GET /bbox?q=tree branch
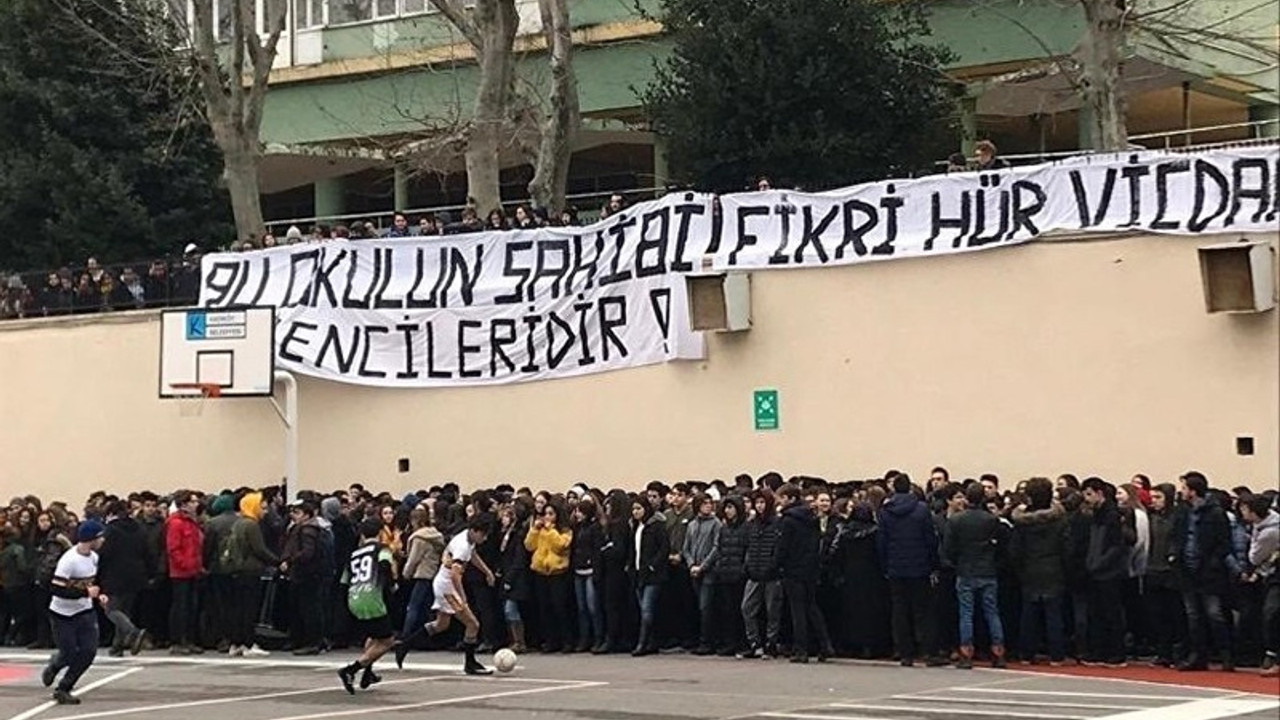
[428,0,484,50]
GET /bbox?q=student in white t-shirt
[42,520,109,706]
[393,517,495,675]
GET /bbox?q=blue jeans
[574,574,604,646]
[635,584,660,626]
[401,579,435,638]
[503,598,522,623]
[957,576,1003,647]
[1020,592,1065,661]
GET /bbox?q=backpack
[220,521,247,575]
[36,539,65,587]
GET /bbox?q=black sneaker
[359,668,381,690]
[338,667,357,695]
[41,663,58,688]
[108,647,124,658]
[53,689,80,705]
[394,643,410,670]
[131,630,148,656]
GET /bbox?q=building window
[376,0,397,18]
[329,0,373,24]
[403,0,427,13]
[301,0,325,28]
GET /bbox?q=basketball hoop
[169,382,221,417]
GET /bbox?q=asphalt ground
[0,649,1276,720]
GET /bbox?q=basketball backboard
[159,307,276,398]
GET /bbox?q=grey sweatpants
[741,579,783,648]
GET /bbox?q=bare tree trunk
[216,126,266,240]
[190,0,287,240]
[1078,0,1129,150]
[433,0,518,215]
[527,0,579,212]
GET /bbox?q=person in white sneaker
[222,492,279,658]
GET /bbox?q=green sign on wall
[754,389,779,431]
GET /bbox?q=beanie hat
[211,494,236,516]
[76,520,106,544]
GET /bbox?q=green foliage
[640,0,960,191]
[0,0,231,271]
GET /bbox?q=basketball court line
[7,668,140,720]
[261,680,608,720]
[0,652,484,677]
[43,675,444,720]
[895,695,1152,710]
[1098,698,1280,720]
[948,687,1233,701]
[829,702,1092,719]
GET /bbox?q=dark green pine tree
[641,0,960,192]
[0,0,231,272]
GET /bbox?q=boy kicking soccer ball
[394,516,495,675]
[337,518,398,694]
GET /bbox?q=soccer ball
[493,648,518,673]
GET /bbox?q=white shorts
[431,575,465,615]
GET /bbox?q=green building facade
[250,0,1279,225]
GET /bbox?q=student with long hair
[628,495,668,656]
[496,500,532,652]
[526,497,574,652]
[400,505,444,642]
[599,490,635,653]
[570,497,605,652]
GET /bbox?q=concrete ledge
[264,18,663,86]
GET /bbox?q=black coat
[777,504,821,583]
[1010,502,1069,596]
[600,519,631,573]
[709,517,748,584]
[877,493,938,580]
[571,521,603,574]
[498,521,532,603]
[1086,502,1130,582]
[944,508,1004,579]
[1170,498,1233,594]
[98,517,149,595]
[744,516,780,582]
[628,517,669,586]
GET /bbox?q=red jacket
[166,511,205,580]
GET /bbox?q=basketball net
[171,384,220,417]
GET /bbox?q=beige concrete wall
[2,231,1276,504]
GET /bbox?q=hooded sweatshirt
[1248,511,1279,580]
[225,493,279,575]
[682,512,722,570]
[403,524,445,580]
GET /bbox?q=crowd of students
[0,469,1276,679]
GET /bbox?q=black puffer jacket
[743,515,780,582]
[709,497,748,584]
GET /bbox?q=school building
[249,0,1280,224]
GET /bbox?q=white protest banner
[714,146,1279,270]
[200,147,1278,388]
[199,192,714,387]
